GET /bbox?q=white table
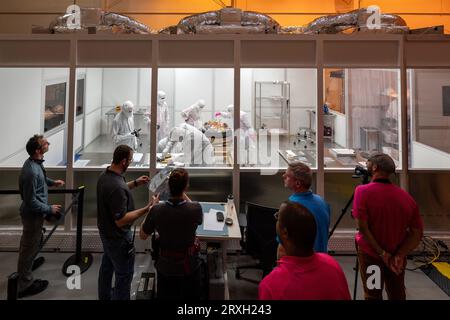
[197,201,241,300]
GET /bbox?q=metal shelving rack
[254,81,290,135]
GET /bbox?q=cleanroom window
[44,82,66,132]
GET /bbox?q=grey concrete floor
[0,252,448,300]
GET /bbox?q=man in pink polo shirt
[258,201,351,300]
[352,153,423,300]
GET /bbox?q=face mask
[123,108,133,119]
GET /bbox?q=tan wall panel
[158,40,234,66]
[406,41,450,67]
[417,130,450,154]
[0,14,59,34]
[0,0,72,13]
[0,40,70,65]
[76,0,104,9]
[323,40,399,67]
[78,40,152,66]
[241,40,316,67]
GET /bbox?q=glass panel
[0,68,69,167]
[186,170,232,202]
[408,69,450,169]
[74,68,152,168]
[74,169,231,227]
[323,68,401,169]
[0,170,24,226]
[0,170,66,227]
[157,68,233,168]
[73,170,150,227]
[241,68,318,169]
[240,171,316,211]
[325,173,400,232]
[408,172,450,232]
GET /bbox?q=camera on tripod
[352,165,370,184]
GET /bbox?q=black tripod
[328,167,370,300]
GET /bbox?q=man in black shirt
[140,168,203,300]
[97,144,155,300]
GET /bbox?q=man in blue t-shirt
[282,162,330,253]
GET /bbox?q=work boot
[18,279,48,298]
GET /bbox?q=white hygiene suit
[383,88,399,121]
[180,99,206,130]
[215,104,256,149]
[157,91,170,141]
[160,123,214,165]
[143,90,170,142]
[111,100,137,150]
[381,88,399,147]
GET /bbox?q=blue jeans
[98,233,135,300]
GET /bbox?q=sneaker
[31,257,45,271]
[18,279,48,298]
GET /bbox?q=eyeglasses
[274,211,279,220]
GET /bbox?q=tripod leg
[353,253,359,300]
[329,193,354,239]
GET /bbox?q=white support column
[233,39,241,215]
[66,37,76,231]
[316,39,325,197]
[149,39,159,197]
[399,37,409,191]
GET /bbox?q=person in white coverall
[382,88,398,121]
[215,104,257,150]
[380,88,399,150]
[159,123,214,165]
[111,100,137,150]
[180,99,206,130]
[143,90,170,142]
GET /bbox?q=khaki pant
[17,214,44,292]
[357,247,406,300]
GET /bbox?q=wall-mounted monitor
[44,82,66,132]
[76,78,85,117]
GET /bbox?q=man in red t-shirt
[352,153,423,300]
[259,201,351,300]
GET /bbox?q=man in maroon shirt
[353,153,423,300]
[259,201,351,300]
